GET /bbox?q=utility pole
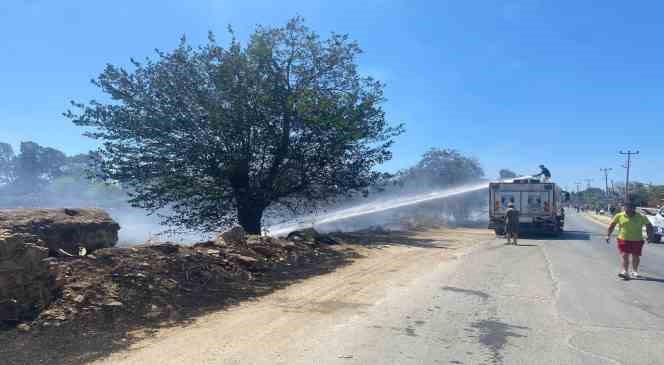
[575,182,582,207]
[600,168,612,195]
[600,168,613,211]
[585,179,593,190]
[619,150,639,203]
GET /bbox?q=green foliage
[66,17,403,233]
[0,141,68,193]
[0,141,126,208]
[572,182,664,210]
[647,185,664,207]
[399,148,484,189]
[627,182,664,207]
[572,188,606,208]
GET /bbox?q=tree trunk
[237,202,265,235]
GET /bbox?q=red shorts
[617,239,645,256]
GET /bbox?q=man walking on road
[505,202,520,245]
[607,201,654,280]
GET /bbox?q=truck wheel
[655,235,662,244]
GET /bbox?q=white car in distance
[638,207,664,243]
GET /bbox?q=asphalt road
[268,212,664,365]
[95,213,664,365]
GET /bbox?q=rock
[0,208,121,321]
[16,323,31,332]
[217,226,247,246]
[0,233,53,321]
[0,208,120,253]
[144,304,162,320]
[147,243,179,255]
[277,241,296,248]
[103,300,123,308]
[228,253,258,265]
[73,294,85,304]
[287,228,320,243]
[101,300,123,321]
[316,235,339,245]
[250,245,275,257]
[286,229,338,245]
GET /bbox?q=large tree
[67,17,402,234]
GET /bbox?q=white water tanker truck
[488,177,565,236]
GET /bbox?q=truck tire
[654,234,662,244]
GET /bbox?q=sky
[1,0,662,191]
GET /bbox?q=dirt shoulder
[0,227,492,365]
[89,227,492,365]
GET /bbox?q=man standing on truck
[606,200,654,280]
[533,165,551,182]
[505,202,520,245]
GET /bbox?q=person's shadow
[633,276,664,283]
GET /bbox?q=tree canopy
[398,148,484,189]
[0,141,68,193]
[392,148,485,221]
[66,17,402,233]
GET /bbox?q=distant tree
[499,169,517,180]
[396,148,485,221]
[12,142,67,193]
[399,148,484,188]
[647,185,664,207]
[626,182,651,207]
[0,142,15,185]
[67,17,403,234]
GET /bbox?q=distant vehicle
[637,207,664,243]
[488,177,565,236]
